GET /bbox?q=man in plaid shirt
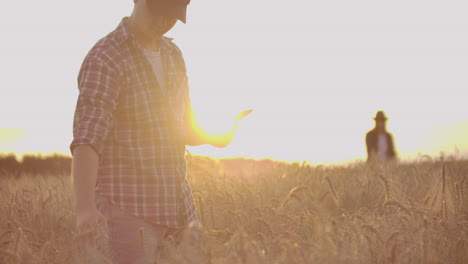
[71,0,245,262]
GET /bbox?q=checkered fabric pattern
[71,17,197,228]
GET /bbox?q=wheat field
[0,156,467,263]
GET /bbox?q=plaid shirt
[71,18,197,228]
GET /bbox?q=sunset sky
[1,0,467,164]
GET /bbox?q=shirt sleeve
[70,57,122,156]
[182,75,193,126]
[171,42,195,141]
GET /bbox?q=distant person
[366,111,397,163]
[70,0,250,263]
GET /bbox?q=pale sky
[1,0,467,163]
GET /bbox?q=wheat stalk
[384,200,411,216]
[378,173,391,201]
[192,190,206,226]
[325,177,341,207]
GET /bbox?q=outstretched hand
[236,109,253,122]
[212,109,253,148]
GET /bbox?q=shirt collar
[113,17,175,54]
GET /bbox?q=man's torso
[72,18,197,227]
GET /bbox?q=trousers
[96,195,170,264]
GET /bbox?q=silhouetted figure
[366,111,396,163]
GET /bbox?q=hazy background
[1,0,467,163]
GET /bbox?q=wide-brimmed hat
[373,111,388,121]
[148,0,191,23]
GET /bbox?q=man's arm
[185,112,236,148]
[387,133,397,159]
[70,56,121,240]
[72,145,108,239]
[186,127,236,148]
[365,132,373,161]
[72,145,99,213]
[184,100,241,148]
[185,108,253,147]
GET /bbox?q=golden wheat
[0,157,467,263]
